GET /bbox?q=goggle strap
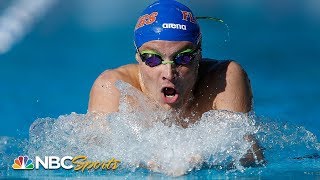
[196,16,230,43]
[196,16,224,23]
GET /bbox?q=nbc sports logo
[12,156,34,170]
[11,155,120,171]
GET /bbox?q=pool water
[1,0,319,178]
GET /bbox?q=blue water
[1,0,320,178]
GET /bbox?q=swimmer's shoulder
[197,59,252,113]
[97,64,140,90]
[199,58,231,74]
[199,58,248,81]
[89,64,140,114]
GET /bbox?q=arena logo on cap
[162,23,187,30]
[135,12,158,29]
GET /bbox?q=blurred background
[0,0,319,138]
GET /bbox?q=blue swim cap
[134,0,201,48]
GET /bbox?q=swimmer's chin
[159,102,182,111]
[161,104,171,110]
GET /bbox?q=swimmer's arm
[88,70,122,114]
[213,61,265,166]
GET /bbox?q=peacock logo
[12,156,34,170]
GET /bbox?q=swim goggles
[137,47,201,67]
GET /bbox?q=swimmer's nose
[161,63,175,81]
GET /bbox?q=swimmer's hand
[239,135,266,167]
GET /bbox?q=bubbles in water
[0,136,28,170]
[26,81,258,176]
[255,118,320,162]
[2,81,319,177]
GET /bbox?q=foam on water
[26,81,257,176]
[1,81,319,177]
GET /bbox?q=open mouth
[162,87,177,97]
[161,87,179,104]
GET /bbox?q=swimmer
[88,0,264,173]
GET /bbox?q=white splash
[0,81,317,177]
[28,81,259,176]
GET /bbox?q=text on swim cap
[135,12,158,30]
[162,23,187,30]
[181,11,196,23]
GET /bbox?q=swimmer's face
[136,40,201,110]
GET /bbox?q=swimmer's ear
[135,52,141,63]
[134,42,139,63]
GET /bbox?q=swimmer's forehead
[139,40,196,52]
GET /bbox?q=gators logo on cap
[135,12,158,30]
